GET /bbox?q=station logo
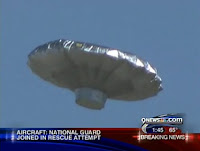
[141,113,183,134]
[139,114,186,140]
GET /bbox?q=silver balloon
[28,39,162,110]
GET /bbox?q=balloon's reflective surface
[28,39,162,109]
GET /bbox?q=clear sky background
[1,0,199,132]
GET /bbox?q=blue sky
[1,0,200,132]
